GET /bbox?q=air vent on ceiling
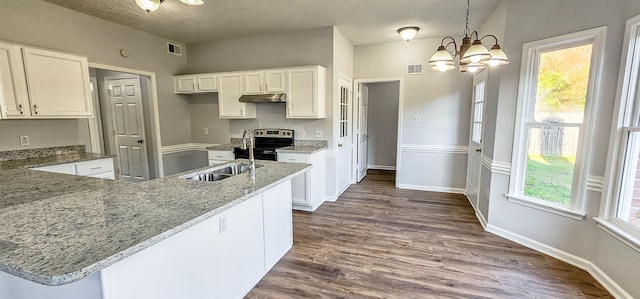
[407,64,423,74]
[167,42,182,56]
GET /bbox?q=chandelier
[135,0,204,13]
[428,0,509,73]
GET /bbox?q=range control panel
[254,129,294,138]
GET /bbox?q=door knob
[338,144,343,147]
[137,139,144,144]
[475,149,481,152]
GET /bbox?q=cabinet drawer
[76,158,114,176]
[207,151,235,161]
[277,153,309,163]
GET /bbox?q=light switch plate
[299,130,305,138]
[315,130,323,138]
[204,128,209,135]
[413,116,421,123]
[19,136,29,146]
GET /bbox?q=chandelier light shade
[427,0,508,73]
[135,0,163,12]
[179,0,205,6]
[397,27,420,42]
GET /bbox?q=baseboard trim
[325,195,338,202]
[475,211,488,229]
[397,184,465,194]
[161,143,216,154]
[368,165,396,171]
[486,224,632,299]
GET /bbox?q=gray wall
[185,27,334,144]
[0,0,192,173]
[478,0,640,297]
[365,82,399,168]
[162,151,208,176]
[0,120,90,151]
[354,38,472,191]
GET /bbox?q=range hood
[239,93,286,103]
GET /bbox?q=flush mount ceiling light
[135,0,163,13]
[397,26,420,42]
[179,0,205,6]
[427,0,509,73]
[136,0,204,13]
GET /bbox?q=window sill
[593,218,640,253]
[505,194,586,221]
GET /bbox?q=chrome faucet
[241,129,256,180]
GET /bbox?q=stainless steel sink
[180,163,261,182]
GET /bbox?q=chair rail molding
[161,143,217,155]
[480,153,511,176]
[399,144,468,154]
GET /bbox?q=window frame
[599,15,640,249]
[508,27,607,219]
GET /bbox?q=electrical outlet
[204,128,209,135]
[315,130,323,138]
[413,116,421,123]
[299,130,305,138]
[19,136,29,146]
[219,215,228,233]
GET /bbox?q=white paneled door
[337,76,354,195]
[356,83,369,182]
[107,76,150,181]
[466,70,487,208]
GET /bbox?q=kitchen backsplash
[0,145,86,161]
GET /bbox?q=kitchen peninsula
[0,159,310,299]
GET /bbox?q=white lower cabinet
[262,180,293,270]
[32,158,115,180]
[208,150,235,165]
[100,179,293,299]
[278,150,326,211]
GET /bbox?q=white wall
[365,82,399,168]
[354,38,472,192]
[478,0,640,297]
[0,0,192,173]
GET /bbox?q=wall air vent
[167,42,182,56]
[407,64,423,74]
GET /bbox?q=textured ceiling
[42,0,499,45]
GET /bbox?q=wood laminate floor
[246,170,612,298]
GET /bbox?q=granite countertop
[276,145,327,154]
[0,160,310,286]
[205,144,239,151]
[0,152,116,170]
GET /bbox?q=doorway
[88,66,161,181]
[353,78,402,185]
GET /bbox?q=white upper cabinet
[174,73,217,94]
[264,69,286,93]
[0,41,29,118]
[218,72,256,119]
[243,69,285,95]
[286,66,326,119]
[19,47,93,118]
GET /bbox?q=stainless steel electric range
[233,129,294,161]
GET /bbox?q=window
[340,86,349,138]
[472,79,485,144]
[602,15,640,244]
[508,27,606,218]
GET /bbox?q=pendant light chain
[464,0,470,37]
